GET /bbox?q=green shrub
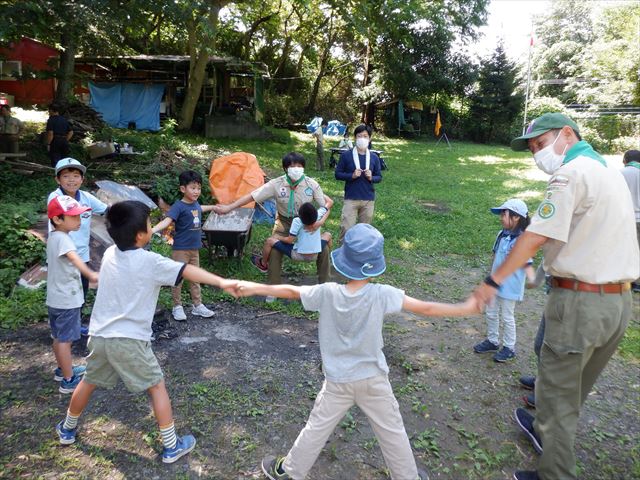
[0,287,47,329]
[0,202,46,296]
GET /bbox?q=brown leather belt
[551,277,631,294]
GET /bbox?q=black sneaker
[513,471,539,480]
[514,408,543,454]
[473,339,499,353]
[261,455,290,480]
[519,375,535,390]
[493,346,516,363]
[523,392,535,408]
[417,467,430,480]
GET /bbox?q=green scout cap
[511,112,580,151]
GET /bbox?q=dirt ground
[1,267,639,480]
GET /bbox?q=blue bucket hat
[330,223,386,280]
[490,198,528,217]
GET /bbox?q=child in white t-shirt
[55,200,238,464]
[237,223,479,480]
[251,202,332,273]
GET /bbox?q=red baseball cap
[47,195,91,219]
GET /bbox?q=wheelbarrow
[202,208,254,260]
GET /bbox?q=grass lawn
[0,120,638,479]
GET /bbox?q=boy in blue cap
[237,223,478,480]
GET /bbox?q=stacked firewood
[65,103,107,142]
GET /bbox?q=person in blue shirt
[48,158,108,334]
[335,124,382,244]
[152,170,216,321]
[473,199,536,362]
[251,202,332,273]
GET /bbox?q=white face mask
[533,132,568,175]
[287,167,304,181]
[355,137,369,150]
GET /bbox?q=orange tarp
[209,152,265,207]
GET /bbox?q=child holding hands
[237,223,478,480]
[47,195,99,393]
[56,201,238,464]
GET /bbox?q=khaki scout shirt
[252,175,326,218]
[0,116,23,135]
[528,147,640,283]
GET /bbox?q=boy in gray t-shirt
[237,223,479,480]
[46,196,99,394]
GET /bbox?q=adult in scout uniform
[0,104,23,153]
[621,150,640,291]
[213,152,333,285]
[472,113,639,480]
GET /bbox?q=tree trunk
[178,3,224,131]
[55,31,76,103]
[306,17,336,114]
[360,38,372,122]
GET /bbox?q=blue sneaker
[56,420,77,445]
[59,374,82,394]
[54,365,86,382]
[162,434,196,464]
[473,339,499,353]
[80,325,89,337]
[514,408,543,454]
[494,346,516,363]
[519,375,535,390]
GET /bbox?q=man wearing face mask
[471,113,639,480]
[213,152,333,287]
[335,124,382,244]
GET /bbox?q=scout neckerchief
[562,140,606,167]
[286,174,305,217]
[352,147,370,171]
[626,161,640,170]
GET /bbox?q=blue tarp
[306,116,347,136]
[89,82,164,131]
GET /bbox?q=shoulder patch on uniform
[537,201,556,219]
[304,187,313,196]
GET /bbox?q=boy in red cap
[47,195,99,393]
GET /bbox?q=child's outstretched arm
[152,217,174,234]
[402,295,480,317]
[182,265,238,297]
[65,251,99,284]
[236,281,301,299]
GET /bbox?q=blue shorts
[48,307,81,342]
[273,240,328,259]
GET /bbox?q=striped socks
[160,423,177,450]
[63,410,80,430]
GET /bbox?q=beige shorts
[84,336,164,393]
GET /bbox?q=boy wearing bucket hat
[236,223,478,480]
[48,158,108,334]
[472,112,638,480]
[46,196,99,393]
[473,198,535,363]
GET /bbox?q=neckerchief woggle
[286,174,305,217]
[627,161,640,170]
[352,147,370,171]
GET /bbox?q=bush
[611,136,640,154]
[0,202,46,296]
[0,287,47,330]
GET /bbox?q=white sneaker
[265,296,276,303]
[172,305,187,321]
[191,304,214,317]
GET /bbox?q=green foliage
[464,44,523,144]
[0,287,47,329]
[0,203,46,296]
